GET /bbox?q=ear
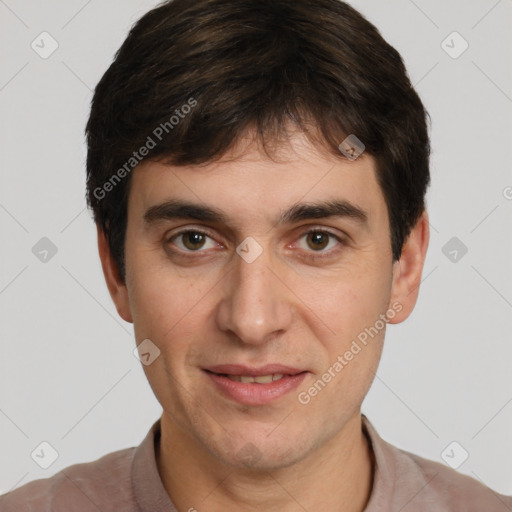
[97,225,133,323]
[387,210,430,324]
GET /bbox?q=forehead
[127,129,386,229]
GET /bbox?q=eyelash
[165,227,346,260]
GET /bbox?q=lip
[203,364,308,406]
[204,364,305,376]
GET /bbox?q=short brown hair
[86,0,431,281]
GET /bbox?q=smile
[224,374,284,383]
[203,364,308,405]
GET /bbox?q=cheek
[302,269,392,381]
[308,286,387,401]
[312,268,391,335]
[128,263,217,354]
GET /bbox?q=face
[100,129,428,471]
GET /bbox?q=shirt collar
[131,414,406,512]
[131,418,178,512]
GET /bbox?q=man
[1,0,510,510]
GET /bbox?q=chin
[203,426,315,472]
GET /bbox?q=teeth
[254,375,273,384]
[226,374,285,383]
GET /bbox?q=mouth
[219,373,286,383]
[203,364,308,405]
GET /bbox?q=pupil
[309,232,328,250]
[185,232,204,249]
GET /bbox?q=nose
[215,246,294,346]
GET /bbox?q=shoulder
[395,445,512,511]
[362,415,512,512]
[0,446,137,512]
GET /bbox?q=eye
[167,229,218,252]
[165,227,345,259]
[296,229,344,255]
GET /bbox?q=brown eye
[295,229,344,258]
[306,231,330,251]
[169,230,217,252]
[182,232,206,250]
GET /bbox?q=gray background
[1,0,511,497]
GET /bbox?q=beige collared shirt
[1,415,510,511]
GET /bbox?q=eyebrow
[143,198,368,229]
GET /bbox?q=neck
[156,413,374,512]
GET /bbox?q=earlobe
[387,211,430,324]
[96,225,133,324]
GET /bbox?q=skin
[98,128,429,511]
